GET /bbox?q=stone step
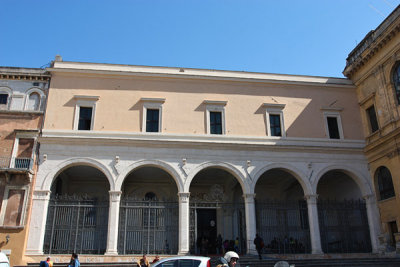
[16,256,400,267]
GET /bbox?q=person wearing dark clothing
[68,253,80,267]
[254,234,264,260]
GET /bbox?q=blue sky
[1,0,399,77]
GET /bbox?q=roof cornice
[47,61,354,88]
[343,5,400,78]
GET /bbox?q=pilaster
[105,191,122,255]
[26,190,51,255]
[304,194,323,254]
[243,193,257,255]
[178,192,190,255]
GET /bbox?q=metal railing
[0,157,33,170]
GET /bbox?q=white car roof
[0,253,9,263]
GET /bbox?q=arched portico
[315,167,377,253]
[254,167,312,254]
[41,157,115,191]
[43,163,111,255]
[186,162,249,255]
[115,159,183,192]
[116,163,180,255]
[252,163,312,195]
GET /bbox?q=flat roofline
[48,60,354,87]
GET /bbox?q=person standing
[46,257,53,267]
[140,254,150,267]
[253,234,264,260]
[68,253,80,267]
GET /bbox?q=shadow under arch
[185,161,248,193]
[41,157,115,191]
[252,163,312,196]
[115,159,183,192]
[312,165,373,196]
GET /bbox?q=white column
[363,194,381,253]
[105,191,122,255]
[243,193,257,255]
[26,190,51,255]
[178,192,190,255]
[305,194,323,254]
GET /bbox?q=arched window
[27,92,40,110]
[0,88,11,110]
[376,166,395,200]
[392,63,400,105]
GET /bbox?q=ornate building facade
[343,5,400,252]
[0,67,49,265]
[24,58,381,263]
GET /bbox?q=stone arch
[312,164,373,196]
[41,157,115,191]
[0,86,12,95]
[252,163,312,195]
[115,159,183,192]
[185,161,248,193]
[24,87,45,111]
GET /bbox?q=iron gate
[189,202,246,254]
[256,200,311,254]
[118,198,179,255]
[318,199,371,253]
[43,195,109,254]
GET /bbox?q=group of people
[198,234,241,256]
[139,254,160,267]
[39,253,80,267]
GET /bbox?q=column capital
[109,191,122,202]
[242,193,256,200]
[178,192,190,203]
[304,194,318,203]
[32,190,51,200]
[362,194,376,201]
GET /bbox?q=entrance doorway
[197,209,217,255]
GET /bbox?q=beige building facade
[24,57,382,264]
[344,5,400,252]
[0,67,49,266]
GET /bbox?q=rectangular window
[0,94,8,105]
[146,109,160,132]
[210,111,222,134]
[327,117,340,139]
[269,114,282,137]
[78,107,93,130]
[366,105,379,133]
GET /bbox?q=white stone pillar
[26,190,51,255]
[363,194,381,253]
[105,191,122,255]
[305,194,323,254]
[178,192,190,255]
[243,193,257,255]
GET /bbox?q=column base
[25,249,44,256]
[178,250,190,256]
[104,251,119,256]
[311,250,324,255]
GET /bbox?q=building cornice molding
[47,62,354,88]
[39,129,365,152]
[343,5,400,78]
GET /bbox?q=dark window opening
[146,109,160,132]
[327,116,340,139]
[269,114,282,136]
[377,166,395,200]
[366,105,379,133]
[210,111,222,134]
[78,107,93,130]
[0,94,8,105]
[393,63,400,105]
[144,192,157,201]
